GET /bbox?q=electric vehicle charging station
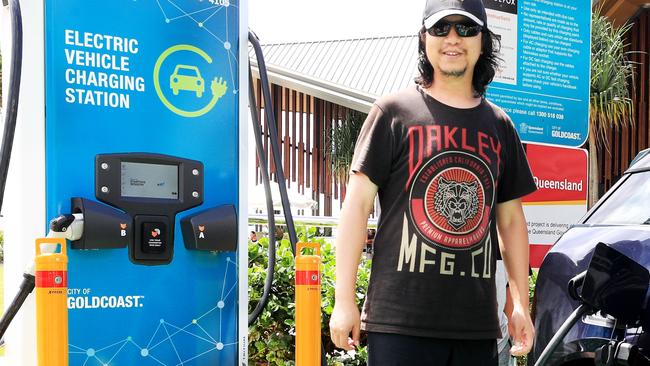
[1,0,249,364]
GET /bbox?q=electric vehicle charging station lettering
[63,30,144,109]
[64,30,140,54]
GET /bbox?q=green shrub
[248,227,371,365]
[248,228,539,365]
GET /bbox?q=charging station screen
[120,162,179,199]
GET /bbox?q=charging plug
[48,213,84,241]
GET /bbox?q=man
[328,0,536,364]
[496,260,516,366]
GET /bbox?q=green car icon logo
[170,65,205,98]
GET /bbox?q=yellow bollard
[295,242,321,366]
[35,237,68,366]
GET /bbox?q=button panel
[142,222,166,254]
[133,215,171,263]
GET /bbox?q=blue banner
[45,1,241,365]
[485,0,591,147]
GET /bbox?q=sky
[248,0,424,44]
[0,1,423,45]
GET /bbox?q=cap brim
[423,9,484,29]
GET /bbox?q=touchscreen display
[120,162,179,199]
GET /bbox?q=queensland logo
[519,123,529,134]
[409,151,495,250]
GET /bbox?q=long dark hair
[415,26,502,97]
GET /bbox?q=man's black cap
[423,0,488,29]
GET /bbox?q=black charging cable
[0,0,24,345]
[248,30,328,366]
[0,273,35,342]
[0,0,23,213]
[248,31,299,253]
[247,65,277,326]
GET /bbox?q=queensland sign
[522,144,588,267]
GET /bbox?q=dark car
[529,148,650,366]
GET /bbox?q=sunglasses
[427,21,483,37]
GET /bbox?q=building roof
[250,2,650,112]
[249,35,419,113]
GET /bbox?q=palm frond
[326,110,366,184]
[589,6,636,150]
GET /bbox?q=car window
[586,171,650,225]
[176,67,198,77]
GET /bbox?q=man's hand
[497,199,534,356]
[329,299,361,351]
[330,172,377,351]
[509,304,534,356]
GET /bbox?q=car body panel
[530,148,650,365]
[532,225,650,364]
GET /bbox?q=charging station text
[63,30,145,110]
[68,295,145,309]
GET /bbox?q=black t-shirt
[351,85,536,340]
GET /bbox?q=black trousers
[367,332,498,366]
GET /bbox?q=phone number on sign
[536,111,565,120]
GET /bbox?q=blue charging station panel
[45,1,241,365]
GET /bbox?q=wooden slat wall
[252,80,348,216]
[598,9,650,195]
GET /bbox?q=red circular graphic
[408,151,494,250]
[424,168,485,235]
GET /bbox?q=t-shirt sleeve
[497,120,537,203]
[350,103,393,188]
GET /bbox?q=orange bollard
[295,242,321,366]
[35,237,68,366]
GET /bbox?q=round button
[101,186,109,193]
[101,163,109,170]
[192,191,199,198]
[192,169,199,176]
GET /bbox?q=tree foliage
[587,7,636,205]
[326,110,366,185]
[589,7,635,148]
